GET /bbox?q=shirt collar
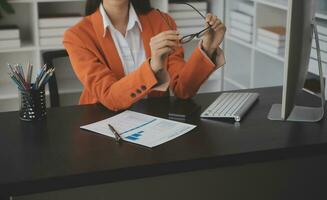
[99,3,143,37]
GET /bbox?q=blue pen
[38,68,55,89]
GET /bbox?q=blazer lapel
[90,10,125,79]
[90,10,155,78]
[139,14,154,58]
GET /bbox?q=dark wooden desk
[1,87,327,199]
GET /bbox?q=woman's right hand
[149,30,180,73]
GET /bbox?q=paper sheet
[80,110,196,148]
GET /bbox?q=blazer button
[136,89,142,94]
[130,93,136,98]
[141,85,147,91]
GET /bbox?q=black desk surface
[1,87,327,197]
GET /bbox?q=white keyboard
[201,93,259,122]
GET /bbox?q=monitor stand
[268,22,326,122]
[268,104,324,122]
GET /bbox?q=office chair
[42,50,69,108]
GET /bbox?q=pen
[7,62,55,91]
[39,69,54,88]
[37,69,51,89]
[108,124,122,142]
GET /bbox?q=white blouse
[100,3,146,75]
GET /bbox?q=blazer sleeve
[63,29,158,111]
[165,14,225,99]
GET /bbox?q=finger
[155,30,179,39]
[152,46,173,58]
[151,35,181,47]
[205,16,217,29]
[153,40,179,50]
[152,34,181,45]
[157,47,173,56]
[210,15,218,23]
[151,33,180,45]
[151,30,176,39]
[215,18,223,28]
[211,21,220,30]
[210,16,221,28]
[205,13,214,25]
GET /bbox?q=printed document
[80,110,196,148]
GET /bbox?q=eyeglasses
[157,2,212,44]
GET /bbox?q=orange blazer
[63,9,225,111]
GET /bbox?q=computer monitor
[268,0,326,122]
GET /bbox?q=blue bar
[126,136,139,141]
[132,133,142,137]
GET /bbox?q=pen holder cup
[19,86,47,121]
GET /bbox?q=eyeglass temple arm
[157,5,211,36]
[177,2,212,28]
[196,26,211,36]
[178,2,207,19]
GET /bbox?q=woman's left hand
[202,13,226,57]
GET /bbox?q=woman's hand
[202,14,226,57]
[150,30,180,73]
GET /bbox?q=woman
[63,0,226,111]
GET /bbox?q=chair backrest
[42,50,69,108]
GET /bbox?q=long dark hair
[85,0,152,16]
